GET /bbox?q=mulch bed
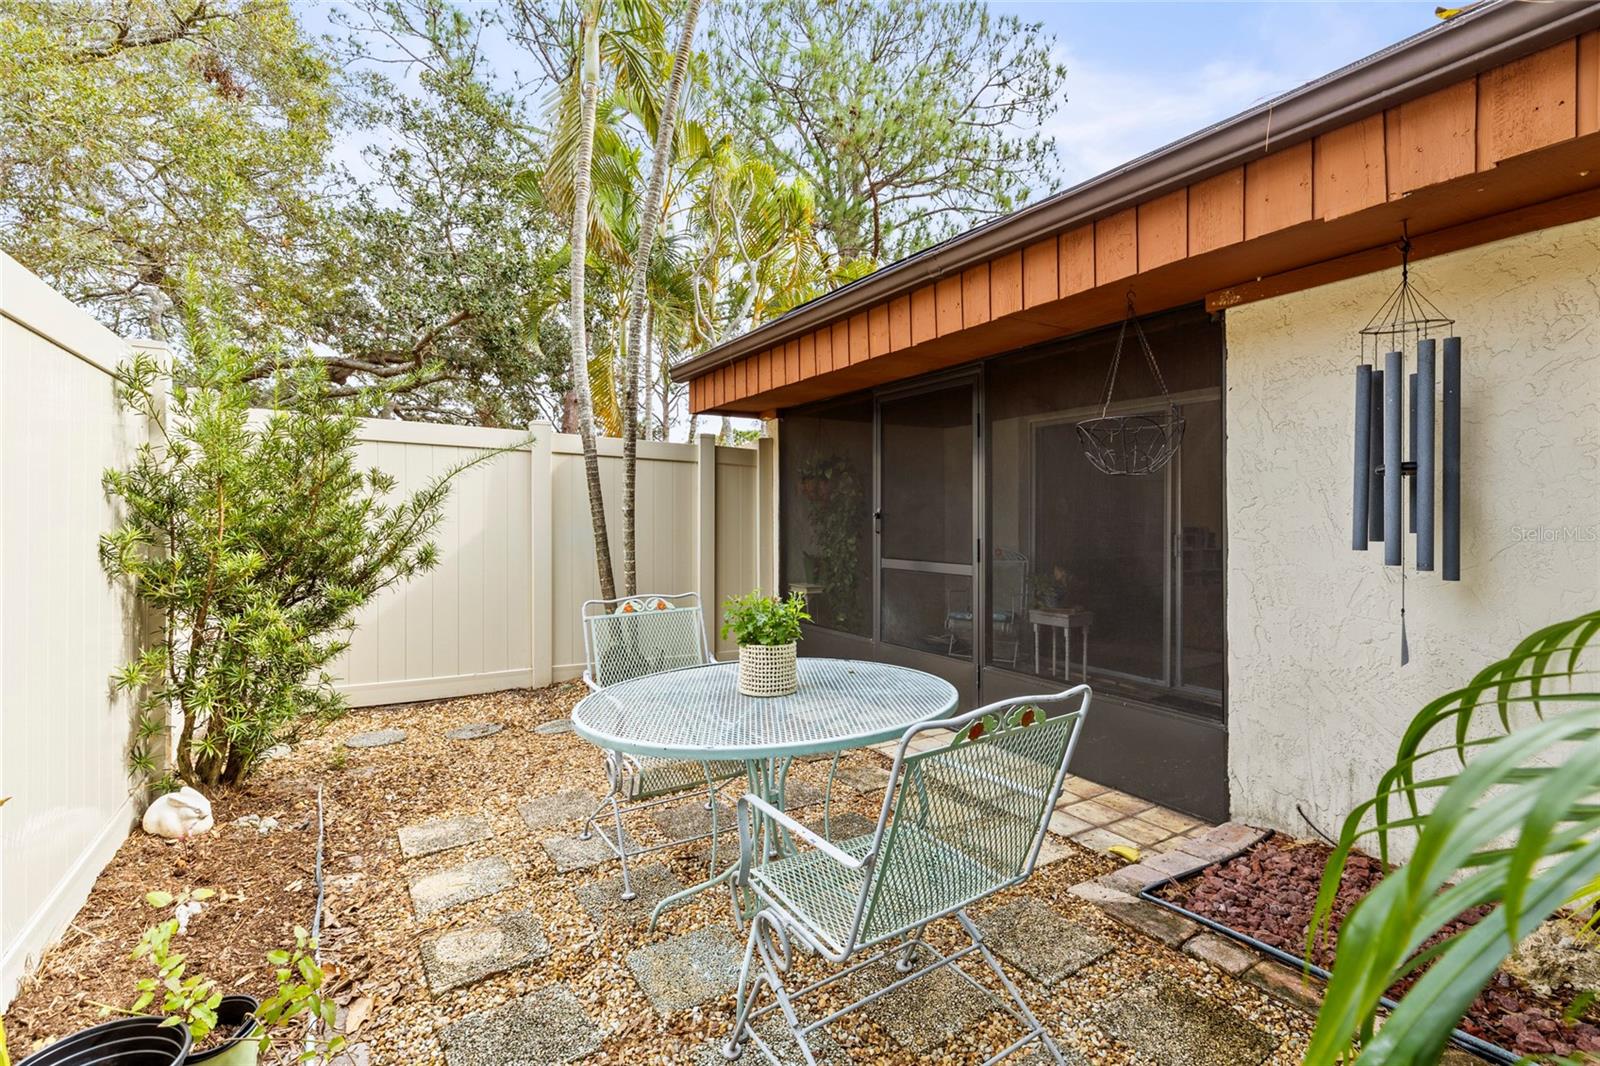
[1154,833,1600,1059]
[2,775,323,1060]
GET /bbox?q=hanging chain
[1097,293,1173,417]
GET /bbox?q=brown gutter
[671,0,1600,383]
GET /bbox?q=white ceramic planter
[737,642,798,697]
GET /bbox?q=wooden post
[529,423,555,687]
[757,427,779,593]
[695,432,718,653]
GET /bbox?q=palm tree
[564,0,616,599]
[1305,610,1600,1065]
[621,0,705,595]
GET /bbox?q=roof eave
[671,0,1600,384]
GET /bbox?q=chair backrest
[581,593,711,690]
[992,551,1028,618]
[848,686,1089,951]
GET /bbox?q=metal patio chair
[722,686,1091,1064]
[579,593,743,899]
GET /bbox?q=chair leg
[958,911,1065,1064]
[895,923,929,973]
[724,912,816,1065]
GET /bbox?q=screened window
[986,307,1225,713]
[779,396,873,637]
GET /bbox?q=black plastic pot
[18,1015,190,1066]
[183,996,260,1066]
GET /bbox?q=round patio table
[571,657,959,924]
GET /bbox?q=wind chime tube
[1352,365,1372,550]
[1408,371,1418,534]
[1443,337,1461,581]
[1368,369,1385,543]
[1416,340,1436,572]
[1384,351,1403,567]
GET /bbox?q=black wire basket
[1076,405,1186,477]
[1075,296,1186,476]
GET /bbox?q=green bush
[721,590,810,647]
[101,324,503,789]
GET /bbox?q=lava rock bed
[1153,834,1600,1059]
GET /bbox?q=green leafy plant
[101,321,510,789]
[1305,610,1600,1065]
[797,455,864,629]
[721,590,810,647]
[109,894,343,1061]
[257,926,345,1061]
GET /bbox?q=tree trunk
[569,5,616,600]
[620,0,704,596]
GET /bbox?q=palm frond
[1306,611,1600,1064]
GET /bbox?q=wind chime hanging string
[1350,227,1463,666]
[1075,293,1185,477]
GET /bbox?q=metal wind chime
[1076,294,1186,476]
[1351,233,1462,665]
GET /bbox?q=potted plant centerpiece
[722,590,809,697]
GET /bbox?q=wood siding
[692,37,1600,413]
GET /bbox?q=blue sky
[994,2,1441,187]
[301,1,1442,190]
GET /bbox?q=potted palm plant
[722,590,809,697]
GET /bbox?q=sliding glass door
[874,377,978,696]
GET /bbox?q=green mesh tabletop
[571,658,959,761]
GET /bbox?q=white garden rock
[142,786,215,839]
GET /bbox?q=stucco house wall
[1223,216,1600,844]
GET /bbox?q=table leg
[1033,622,1041,676]
[1051,625,1059,679]
[1082,627,1089,682]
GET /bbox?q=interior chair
[579,593,743,899]
[722,685,1090,1064]
[942,550,1029,665]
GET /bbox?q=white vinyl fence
[0,254,773,1008]
[328,425,772,705]
[0,253,157,1007]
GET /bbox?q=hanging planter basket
[1076,406,1186,477]
[1075,295,1185,476]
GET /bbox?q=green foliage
[797,455,864,630]
[257,926,345,1061]
[708,0,1065,263]
[721,590,809,647]
[101,320,501,788]
[1306,611,1600,1065]
[115,894,343,1060]
[0,0,336,340]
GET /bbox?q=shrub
[101,324,503,789]
[721,590,810,647]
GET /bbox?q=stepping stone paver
[446,722,503,740]
[805,811,877,841]
[626,928,741,1012]
[978,897,1114,985]
[397,814,493,859]
[572,862,687,925]
[1093,980,1276,1066]
[439,985,602,1066]
[855,960,996,1052]
[650,800,733,840]
[542,828,631,872]
[408,856,516,918]
[345,728,407,749]
[534,718,573,735]
[696,1017,852,1065]
[834,763,891,793]
[518,789,599,831]
[420,910,549,992]
[781,779,825,808]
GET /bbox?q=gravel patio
[7,684,1336,1064]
